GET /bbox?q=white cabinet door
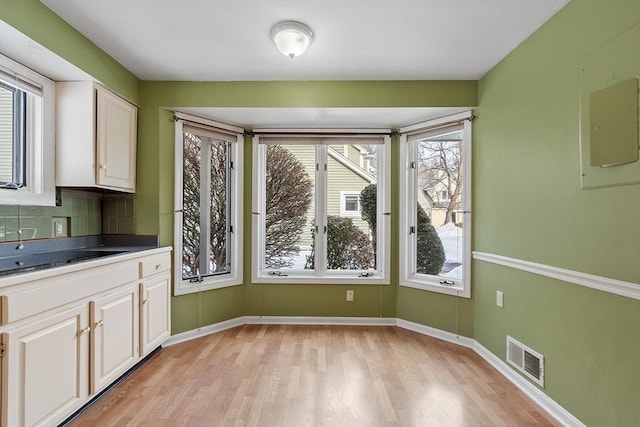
[96,87,137,192]
[3,306,89,427]
[140,272,171,356]
[90,283,139,394]
[56,82,137,192]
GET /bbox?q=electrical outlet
[496,291,504,308]
[346,290,354,302]
[52,217,69,238]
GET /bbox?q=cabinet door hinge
[0,343,5,358]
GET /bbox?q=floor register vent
[506,335,544,387]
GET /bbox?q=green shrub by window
[360,183,444,275]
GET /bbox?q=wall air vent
[506,335,545,387]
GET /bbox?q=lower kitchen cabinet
[90,282,139,394]
[2,305,89,427]
[140,272,170,357]
[0,247,172,427]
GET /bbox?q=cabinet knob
[99,163,106,169]
[95,320,104,328]
[155,263,163,270]
[143,298,150,304]
[80,326,91,335]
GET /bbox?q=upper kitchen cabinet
[56,82,137,192]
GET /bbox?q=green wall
[473,1,640,426]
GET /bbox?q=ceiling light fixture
[270,21,313,59]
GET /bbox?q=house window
[252,133,390,284]
[399,111,472,298]
[173,113,243,295]
[340,192,361,216]
[0,82,26,188]
[0,53,55,206]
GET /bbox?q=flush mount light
[270,21,313,59]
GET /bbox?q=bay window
[252,132,390,283]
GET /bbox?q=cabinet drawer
[139,252,171,278]
[1,261,138,325]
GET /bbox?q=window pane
[344,195,359,212]
[182,132,202,279]
[0,85,14,184]
[415,130,464,279]
[181,131,230,279]
[326,144,376,271]
[209,138,230,275]
[264,144,314,269]
[0,83,26,189]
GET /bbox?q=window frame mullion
[225,141,233,271]
[408,142,419,275]
[315,144,328,276]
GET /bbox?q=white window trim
[340,191,361,217]
[173,112,243,295]
[0,53,55,206]
[251,133,391,285]
[399,111,472,298]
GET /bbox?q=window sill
[174,276,243,296]
[252,275,389,285]
[400,279,469,298]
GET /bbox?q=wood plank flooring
[67,325,560,427]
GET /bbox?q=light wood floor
[67,325,560,427]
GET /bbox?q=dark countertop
[0,235,159,278]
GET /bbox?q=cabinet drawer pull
[95,320,104,328]
[80,326,91,335]
[143,298,150,304]
[155,263,163,270]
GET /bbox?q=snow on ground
[436,223,463,264]
[277,223,464,277]
[436,223,463,279]
[290,250,311,269]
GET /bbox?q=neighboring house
[284,144,377,251]
[419,168,463,227]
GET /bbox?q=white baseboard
[472,341,585,427]
[164,316,581,426]
[396,318,475,348]
[245,315,396,326]
[163,317,246,347]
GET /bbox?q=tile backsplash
[102,194,136,234]
[0,189,135,242]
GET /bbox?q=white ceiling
[40,0,568,81]
[10,1,569,127]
